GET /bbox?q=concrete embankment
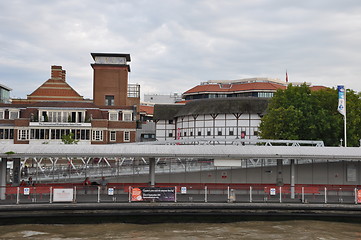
[1,203,361,224]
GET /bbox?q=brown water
[0,221,360,239]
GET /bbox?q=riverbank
[1,202,361,224]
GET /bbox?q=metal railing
[1,184,360,205]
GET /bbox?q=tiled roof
[27,79,84,101]
[183,82,286,95]
[310,86,328,91]
[139,105,154,115]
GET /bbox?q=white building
[154,98,268,141]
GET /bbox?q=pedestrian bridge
[1,139,361,201]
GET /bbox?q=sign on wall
[131,187,175,202]
[53,188,74,202]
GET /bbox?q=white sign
[108,188,114,196]
[53,188,74,202]
[23,188,30,195]
[181,187,187,194]
[270,188,276,196]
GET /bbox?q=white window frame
[0,110,4,119]
[110,131,116,141]
[122,111,132,122]
[9,110,19,120]
[18,129,29,140]
[92,130,103,141]
[109,111,119,121]
[124,131,130,142]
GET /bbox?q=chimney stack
[51,66,64,80]
[61,70,66,81]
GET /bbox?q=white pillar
[0,158,7,200]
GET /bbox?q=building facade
[154,98,268,141]
[1,53,140,144]
[154,78,326,142]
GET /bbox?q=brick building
[0,53,140,144]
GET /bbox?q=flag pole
[337,85,347,147]
[344,91,347,147]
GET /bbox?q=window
[110,131,116,141]
[123,112,132,121]
[0,129,13,139]
[184,132,187,137]
[0,111,4,119]
[207,131,211,136]
[9,111,19,120]
[168,132,173,137]
[109,112,118,121]
[124,131,130,142]
[18,129,29,140]
[229,130,234,136]
[190,132,193,136]
[168,120,173,124]
[218,131,222,136]
[92,130,103,141]
[198,131,201,136]
[105,95,114,106]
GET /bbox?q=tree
[259,84,361,146]
[61,133,78,144]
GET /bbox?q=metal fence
[1,185,360,205]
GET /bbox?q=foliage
[259,84,361,146]
[61,133,78,144]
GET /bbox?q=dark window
[218,131,222,136]
[168,132,173,137]
[190,132,193,136]
[198,131,201,136]
[105,95,115,106]
[207,131,211,136]
[168,120,173,124]
[229,131,234,136]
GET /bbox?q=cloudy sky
[1,0,361,100]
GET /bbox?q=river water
[0,221,360,239]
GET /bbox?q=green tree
[259,84,361,146]
[61,133,78,144]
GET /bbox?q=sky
[1,0,361,100]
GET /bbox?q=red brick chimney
[51,65,64,80]
[61,70,66,81]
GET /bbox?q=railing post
[49,187,52,204]
[302,187,305,203]
[324,187,327,204]
[16,187,19,204]
[249,186,253,203]
[97,186,100,203]
[174,186,177,203]
[205,186,207,203]
[279,187,282,203]
[73,186,77,203]
[128,186,132,203]
[355,188,358,205]
[227,186,230,202]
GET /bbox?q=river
[0,220,360,239]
